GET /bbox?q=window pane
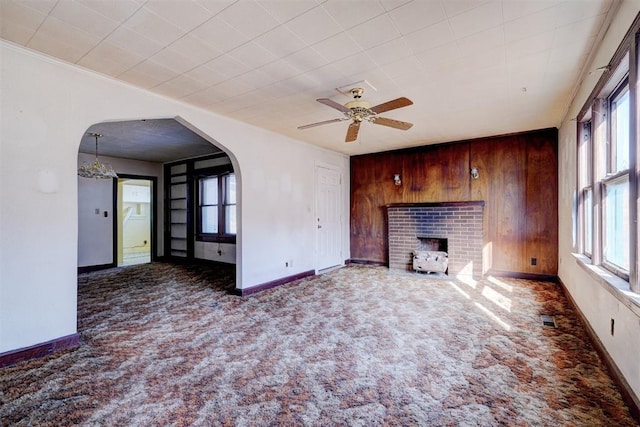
[604,176,629,270]
[225,174,236,204]
[201,177,218,205]
[584,188,593,255]
[612,89,630,172]
[225,205,236,234]
[202,206,218,233]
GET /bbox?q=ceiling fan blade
[345,121,361,142]
[370,97,413,114]
[317,98,351,113]
[371,117,413,130]
[298,118,348,130]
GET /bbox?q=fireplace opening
[413,236,448,275]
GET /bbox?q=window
[198,172,236,241]
[577,46,636,291]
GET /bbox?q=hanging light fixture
[78,133,118,179]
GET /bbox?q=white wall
[78,154,163,267]
[558,0,640,402]
[0,42,349,353]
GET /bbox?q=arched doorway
[77,118,241,288]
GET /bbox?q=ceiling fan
[298,88,414,142]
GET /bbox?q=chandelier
[78,133,118,179]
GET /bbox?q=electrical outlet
[285,261,289,267]
[531,257,537,266]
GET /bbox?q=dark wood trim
[557,278,640,422]
[347,259,388,266]
[78,263,114,274]
[486,270,558,283]
[235,270,315,296]
[386,201,485,208]
[0,334,80,368]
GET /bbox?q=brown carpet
[0,262,637,426]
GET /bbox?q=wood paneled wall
[350,128,558,276]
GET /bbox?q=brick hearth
[387,202,484,277]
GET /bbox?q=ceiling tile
[388,0,446,35]
[78,41,144,76]
[448,1,502,39]
[367,37,413,66]
[555,0,613,27]
[191,17,250,53]
[322,0,386,30]
[27,16,100,61]
[259,59,303,82]
[312,32,362,63]
[348,13,401,50]
[502,0,555,22]
[143,1,213,32]
[379,0,412,12]
[77,0,141,22]
[206,54,252,79]
[553,15,604,48]
[28,33,88,63]
[150,47,202,74]
[168,35,223,64]
[281,47,329,73]
[106,25,164,58]
[181,86,228,108]
[234,68,279,90]
[286,5,343,45]
[403,20,454,54]
[382,55,424,79]
[124,7,185,46]
[217,1,280,40]
[504,6,558,43]
[14,0,57,15]
[50,1,120,39]
[0,1,47,33]
[195,0,236,16]
[505,31,554,61]
[442,0,490,18]
[229,42,278,69]
[210,78,255,99]
[154,75,209,98]
[456,26,504,57]
[257,0,320,24]
[331,51,379,77]
[0,21,36,45]
[120,59,178,88]
[301,63,348,88]
[254,26,307,59]
[184,64,228,86]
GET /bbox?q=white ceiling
[1,0,617,156]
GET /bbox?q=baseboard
[486,269,559,283]
[346,259,387,266]
[235,270,315,296]
[78,263,114,274]
[557,278,640,422]
[0,333,80,368]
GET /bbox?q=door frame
[113,174,158,266]
[314,161,344,272]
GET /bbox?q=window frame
[575,22,638,294]
[196,167,236,244]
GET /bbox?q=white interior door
[316,165,342,270]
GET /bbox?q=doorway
[315,164,343,271]
[116,176,155,266]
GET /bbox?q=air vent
[541,315,557,328]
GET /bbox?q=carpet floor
[0,262,637,426]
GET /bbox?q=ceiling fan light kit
[298,88,414,143]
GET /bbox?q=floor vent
[541,315,557,328]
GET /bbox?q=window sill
[573,253,640,317]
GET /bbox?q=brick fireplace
[387,202,484,277]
